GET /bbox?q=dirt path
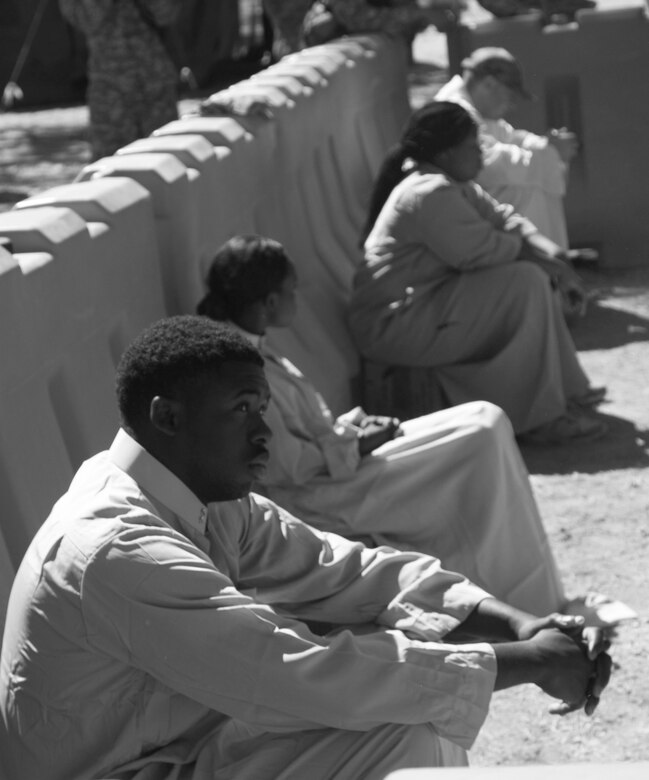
[475,271,649,764]
[1,25,648,766]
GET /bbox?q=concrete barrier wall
[80,35,410,413]
[0,35,411,632]
[0,179,165,609]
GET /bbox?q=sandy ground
[1,17,648,769]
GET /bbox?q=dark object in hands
[358,415,401,456]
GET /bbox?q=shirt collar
[108,428,209,536]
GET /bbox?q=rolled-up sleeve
[80,498,495,748]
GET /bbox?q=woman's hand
[520,234,588,318]
[357,416,402,455]
[360,415,402,433]
[554,261,588,319]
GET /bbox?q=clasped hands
[357,414,403,455]
[522,232,588,318]
[352,413,402,456]
[516,612,613,716]
[553,258,588,319]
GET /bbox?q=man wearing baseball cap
[436,46,578,250]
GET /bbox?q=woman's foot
[519,412,608,445]
[570,385,608,409]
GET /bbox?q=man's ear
[150,396,183,436]
[264,291,279,317]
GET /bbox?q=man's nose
[252,413,273,442]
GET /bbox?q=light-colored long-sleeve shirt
[245,331,566,616]
[436,75,566,198]
[348,162,590,430]
[225,325,566,616]
[436,75,569,246]
[350,163,535,345]
[0,429,495,780]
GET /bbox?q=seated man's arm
[445,597,612,713]
[82,508,496,745]
[479,122,567,195]
[242,502,610,719]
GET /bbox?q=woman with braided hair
[349,101,607,444]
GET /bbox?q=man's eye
[235,402,250,413]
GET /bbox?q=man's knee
[381,723,468,771]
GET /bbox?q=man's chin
[209,481,253,504]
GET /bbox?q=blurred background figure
[476,0,595,24]
[436,46,578,249]
[264,0,465,58]
[304,0,464,46]
[262,0,313,58]
[58,0,183,159]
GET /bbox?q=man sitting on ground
[0,316,610,780]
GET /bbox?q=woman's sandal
[570,386,608,408]
[519,412,609,445]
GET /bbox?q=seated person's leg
[368,400,565,614]
[192,719,468,779]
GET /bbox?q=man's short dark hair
[116,315,264,432]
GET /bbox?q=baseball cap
[461,47,534,101]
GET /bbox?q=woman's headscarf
[361,101,477,243]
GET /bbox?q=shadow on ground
[520,410,649,475]
[573,300,649,351]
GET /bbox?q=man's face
[481,77,520,120]
[173,361,272,504]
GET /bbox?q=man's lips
[249,449,270,469]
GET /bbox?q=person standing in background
[262,0,313,58]
[58,0,182,159]
[264,0,462,57]
[320,0,462,40]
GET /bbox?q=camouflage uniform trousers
[262,0,313,57]
[85,1,180,159]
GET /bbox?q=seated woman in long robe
[197,235,569,616]
[348,101,607,444]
